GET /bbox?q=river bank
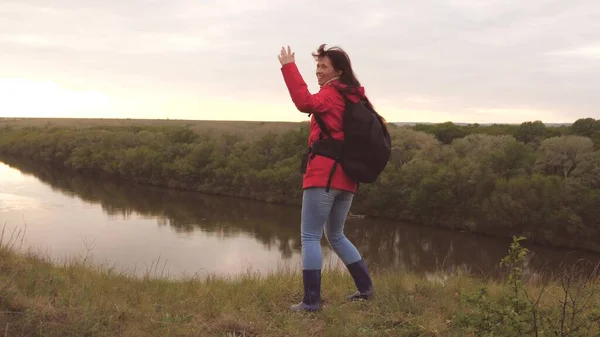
[1,232,599,337]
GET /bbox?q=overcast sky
[0,0,598,124]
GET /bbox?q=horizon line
[0,116,579,126]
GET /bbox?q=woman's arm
[281,62,337,114]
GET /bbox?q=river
[1,156,598,280]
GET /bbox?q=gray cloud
[0,0,598,122]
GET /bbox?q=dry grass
[1,225,599,336]
[0,246,469,337]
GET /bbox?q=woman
[278,44,378,312]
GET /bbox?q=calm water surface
[1,156,598,280]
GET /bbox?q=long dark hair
[312,44,360,88]
[312,44,386,125]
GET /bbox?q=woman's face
[316,56,341,86]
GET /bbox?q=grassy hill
[1,234,599,336]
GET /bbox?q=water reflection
[1,155,599,280]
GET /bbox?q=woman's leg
[324,191,374,300]
[324,191,361,265]
[290,187,337,312]
[300,187,336,270]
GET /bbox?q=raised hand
[278,45,295,66]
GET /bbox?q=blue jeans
[301,187,363,270]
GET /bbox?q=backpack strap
[311,88,351,139]
[311,114,335,192]
[306,91,354,193]
[312,114,332,140]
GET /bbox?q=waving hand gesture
[278,45,295,66]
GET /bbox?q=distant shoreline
[0,116,574,127]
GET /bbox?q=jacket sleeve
[280,62,338,114]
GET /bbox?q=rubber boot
[290,269,321,312]
[346,259,374,300]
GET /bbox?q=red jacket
[281,62,363,193]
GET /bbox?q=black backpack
[307,93,392,192]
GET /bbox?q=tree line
[1,118,599,252]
